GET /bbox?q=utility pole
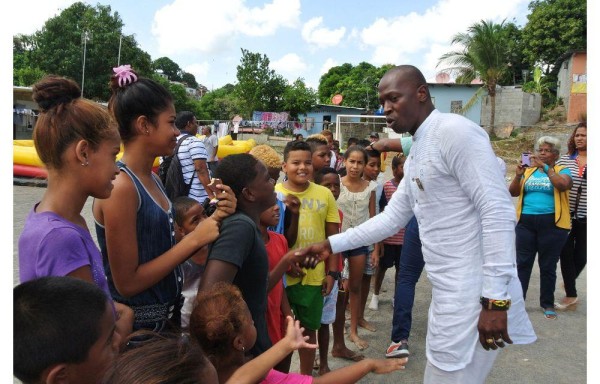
[362,76,371,111]
[117,34,123,66]
[81,31,92,97]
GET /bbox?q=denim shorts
[320,282,339,324]
[341,246,369,258]
[364,251,376,276]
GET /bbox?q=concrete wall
[480,87,541,129]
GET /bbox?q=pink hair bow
[113,65,138,87]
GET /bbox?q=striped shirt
[176,134,209,203]
[381,179,405,245]
[557,153,587,218]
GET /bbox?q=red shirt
[382,179,405,245]
[265,231,289,344]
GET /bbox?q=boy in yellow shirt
[275,140,340,375]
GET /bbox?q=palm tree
[437,20,511,129]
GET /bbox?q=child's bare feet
[358,318,377,332]
[331,346,364,361]
[349,333,369,350]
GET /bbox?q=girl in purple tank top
[17,74,134,346]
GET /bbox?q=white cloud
[152,0,300,55]
[320,58,338,75]
[271,53,307,79]
[237,0,301,36]
[9,0,77,36]
[184,62,210,83]
[301,17,346,48]
[360,0,530,80]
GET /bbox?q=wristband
[543,164,549,173]
[480,297,511,311]
[327,271,341,280]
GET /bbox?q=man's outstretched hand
[292,240,333,269]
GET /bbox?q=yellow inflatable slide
[14,135,255,178]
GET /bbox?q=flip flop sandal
[543,309,557,320]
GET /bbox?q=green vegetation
[13,0,586,124]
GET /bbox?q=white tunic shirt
[329,110,535,371]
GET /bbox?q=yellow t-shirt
[275,182,340,286]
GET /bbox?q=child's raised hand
[283,315,317,351]
[370,358,408,374]
[283,194,301,215]
[190,217,220,245]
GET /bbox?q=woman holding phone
[509,136,572,320]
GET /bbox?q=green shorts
[286,284,323,331]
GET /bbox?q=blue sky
[9,0,534,91]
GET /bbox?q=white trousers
[424,343,500,384]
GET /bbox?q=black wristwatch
[327,271,341,280]
[480,297,511,311]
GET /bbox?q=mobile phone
[208,178,222,202]
[521,152,531,167]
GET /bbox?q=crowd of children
[14,66,409,384]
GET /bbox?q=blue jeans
[391,216,424,343]
[516,213,568,309]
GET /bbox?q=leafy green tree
[521,0,586,74]
[16,2,151,100]
[262,74,287,112]
[317,62,393,109]
[318,63,353,103]
[235,48,278,116]
[437,19,512,128]
[152,74,201,116]
[153,57,182,82]
[181,72,198,89]
[502,21,529,85]
[281,78,318,119]
[198,84,242,121]
[13,34,45,86]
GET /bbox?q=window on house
[451,100,463,114]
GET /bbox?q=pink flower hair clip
[113,65,138,88]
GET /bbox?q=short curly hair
[189,282,248,360]
[249,145,282,169]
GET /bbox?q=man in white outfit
[297,65,536,383]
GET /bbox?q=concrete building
[428,83,482,125]
[298,104,366,135]
[554,50,587,123]
[13,86,37,140]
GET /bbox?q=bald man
[297,65,535,383]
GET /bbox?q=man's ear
[416,84,429,102]
[45,363,69,384]
[241,186,256,202]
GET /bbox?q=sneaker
[368,294,379,311]
[386,340,409,358]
